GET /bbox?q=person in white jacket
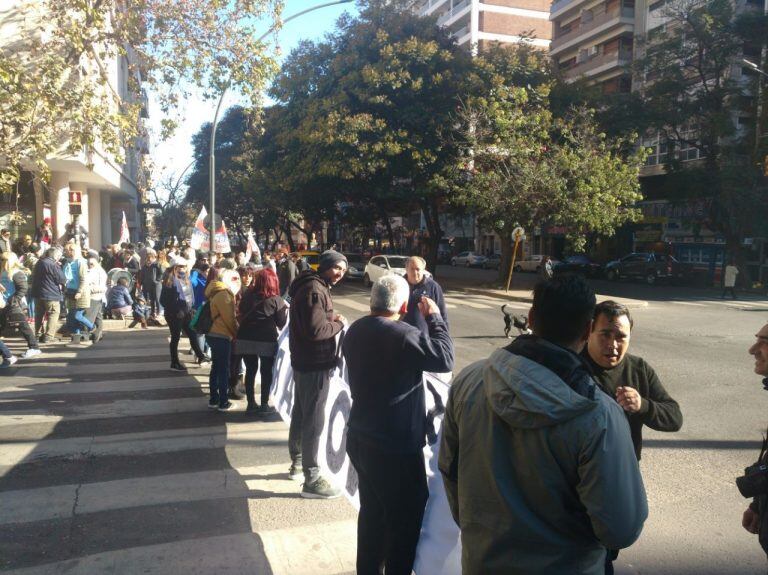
[85,251,108,343]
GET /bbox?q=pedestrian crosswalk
[0,328,357,574]
[332,290,526,317]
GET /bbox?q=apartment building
[0,1,148,248]
[549,0,635,93]
[413,0,552,51]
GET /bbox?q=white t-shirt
[724,265,738,287]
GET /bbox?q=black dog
[501,304,532,338]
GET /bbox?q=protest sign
[270,324,462,574]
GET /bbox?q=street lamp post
[208,0,354,257]
[743,59,768,164]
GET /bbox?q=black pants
[722,286,736,299]
[243,355,275,407]
[605,548,619,574]
[165,313,204,363]
[1,308,38,350]
[347,434,428,575]
[288,369,330,481]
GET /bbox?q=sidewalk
[0,325,356,575]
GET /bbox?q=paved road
[1,273,767,574]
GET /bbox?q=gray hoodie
[439,338,647,575]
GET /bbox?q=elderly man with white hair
[342,274,454,575]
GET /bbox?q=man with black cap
[287,249,348,499]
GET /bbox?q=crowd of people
[7,226,768,574]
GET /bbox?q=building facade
[0,1,148,250]
[414,0,551,51]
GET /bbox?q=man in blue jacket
[403,256,448,335]
[30,247,66,342]
[440,276,647,575]
[343,274,454,575]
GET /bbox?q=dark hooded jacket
[439,336,647,575]
[287,270,343,371]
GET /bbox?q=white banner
[118,210,130,245]
[270,324,462,574]
[190,207,209,251]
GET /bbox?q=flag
[214,219,231,254]
[190,207,209,251]
[244,231,261,263]
[118,211,130,244]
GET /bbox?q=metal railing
[551,7,634,51]
[437,0,471,25]
[565,48,632,76]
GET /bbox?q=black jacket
[30,256,66,301]
[3,271,30,323]
[277,259,297,297]
[403,275,448,335]
[343,314,454,453]
[287,271,343,371]
[237,293,288,342]
[584,352,683,460]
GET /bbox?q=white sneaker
[22,348,42,359]
[0,356,18,368]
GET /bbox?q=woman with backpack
[235,268,287,413]
[0,252,41,358]
[160,256,208,371]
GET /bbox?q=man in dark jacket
[583,300,682,574]
[403,255,448,336]
[742,323,768,556]
[343,274,453,575]
[30,247,66,342]
[584,300,683,461]
[287,249,347,499]
[277,250,297,298]
[439,277,647,575]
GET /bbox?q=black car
[605,252,693,285]
[552,254,602,278]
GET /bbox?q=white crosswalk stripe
[0,328,357,574]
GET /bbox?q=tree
[267,0,473,268]
[450,44,645,281]
[0,0,282,196]
[633,0,768,255]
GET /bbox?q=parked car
[343,253,367,280]
[482,253,502,270]
[605,252,693,285]
[552,254,603,278]
[297,250,320,271]
[363,255,409,287]
[451,252,487,267]
[513,254,557,273]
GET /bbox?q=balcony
[564,48,632,78]
[551,0,589,19]
[437,0,471,25]
[550,7,634,54]
[417,0,449,16]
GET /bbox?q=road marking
[332,297,370,313]
[671,301,707,307]
[446,298,492,310]
[0,463,303,525]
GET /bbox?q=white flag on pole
[118,211,130,244]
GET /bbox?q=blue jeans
[0,339,11,360]
[206,335,231,407]
[68,309,95,334]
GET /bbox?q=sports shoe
[288,463,303,481]
[217,401,235,412]
[39,335,60,344]
[301,476,342,499]
[207,398,219,410]
[170,362,187,372]
[259,404,277,415]
[0,356,18,368]
[22,348,42,359]
[197,356,211,366]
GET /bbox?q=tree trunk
[420,197,443,276]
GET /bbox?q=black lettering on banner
[424,379,445,446]
[325,390,351,474]
[346,459,359,497]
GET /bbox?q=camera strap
[759,426,768,464]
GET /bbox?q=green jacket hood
[484,344,599,429]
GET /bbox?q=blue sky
[149,1,360,191]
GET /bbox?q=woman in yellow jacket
[205,270,239,411]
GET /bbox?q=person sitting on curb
[106,277,133,319]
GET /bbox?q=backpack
[191,301,213,335]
